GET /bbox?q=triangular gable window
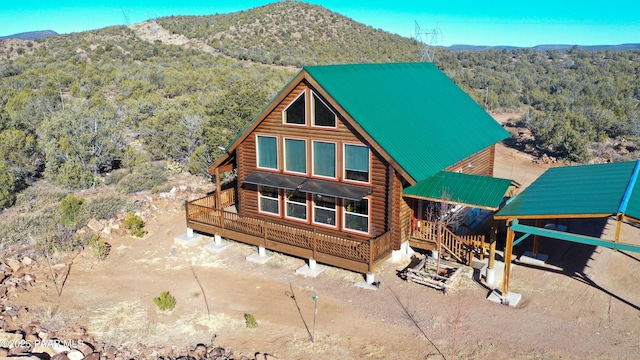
[283,92,306,125]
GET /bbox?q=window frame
[343,142,371,184]
[283,137,307,175]
[311,140,337,179]
[342,197,371,235]
[311,91,337,128]
[258,185,280,216]
[312,194,337,228]
[284,189,308,222]
[255,134,279,170]
[282,91,307,126]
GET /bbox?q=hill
[0,1,638,214]
[446,43,640,52]
[0,30,58,41]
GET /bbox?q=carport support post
[532,219,541,257]
[501,219,515,302]
[615,213,623,248]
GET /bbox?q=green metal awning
[403,171,518,210]
[496,160,640,219]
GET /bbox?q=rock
[51,353,71,360]
[193,344,207,359]
[23,274,36,284]
[32,341,71,357]
[21,257,33,266]
[76,341,93,356]
[0,331,23,344]
[106,345,117,359]
[82,352,101,360]
[86,219,104,233]
[0,348,8,356]
[24,333,39,343]
[1,356,42,359]
[6,259,21,272]
[67,349,85,360]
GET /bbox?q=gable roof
[495,161,640,220]
[211,62,510,183]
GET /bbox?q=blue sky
[1,1,638,46]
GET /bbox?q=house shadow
[511,217,640,311]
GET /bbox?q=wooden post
[532,218,541,257]
[615,213,623,252]
[488,221,496,270]
[502,219,515,298]
[312,228,317,260]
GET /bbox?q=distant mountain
[0,30,58,41]
[446,43,640,52]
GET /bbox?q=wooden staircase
[409,220,487,265]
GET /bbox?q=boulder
[86,219,104,233]
[6,259,21,272]
[32,341,71,357]
[193,344,207,359]
[21,257,33,266]
[76,341,93,356]
[82,352,101,360]
[67,349,85,360]
[0,331,23,344]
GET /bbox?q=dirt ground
[9,113,640,359]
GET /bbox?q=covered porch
[403,171,519,266]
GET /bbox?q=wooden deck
[185,191,393,274]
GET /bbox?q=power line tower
[414,21,442,62]
[121,8,131,25]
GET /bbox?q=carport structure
[494,160,640,304]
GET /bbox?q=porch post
[215,167,221,209]
[615,213,623,247]
[486,221,497,285]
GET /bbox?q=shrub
[116,165,167,194]
[124,212,147,237]
[59,194,85,227]
[244,313,258,329]
[79,195,127,222]
[153,291,176,311]
[15,186,68,211]
[88,235,110,261]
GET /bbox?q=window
[256,135,278,170]
[283,92,306,125]
[258,186,280,215]
[344,144,370,182]
[344,198,369,233]
[312,141,336,178]
[284,138,306,174]
[313,194,336,227]
[285,190,307,221]
[312,93,335,127]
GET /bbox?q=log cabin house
[186,62,517,282]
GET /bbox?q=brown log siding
[445,145,495,176]
[236,81,389,242]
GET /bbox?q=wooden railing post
[312,228,317,260]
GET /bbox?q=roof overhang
[403,171,519,211]
[243,171,306,190]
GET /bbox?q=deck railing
[411,220,487,264]
[186,194,392,273]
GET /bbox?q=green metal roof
[305,62,511,182]
[403,171,516,210]
[496,161,640,219]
